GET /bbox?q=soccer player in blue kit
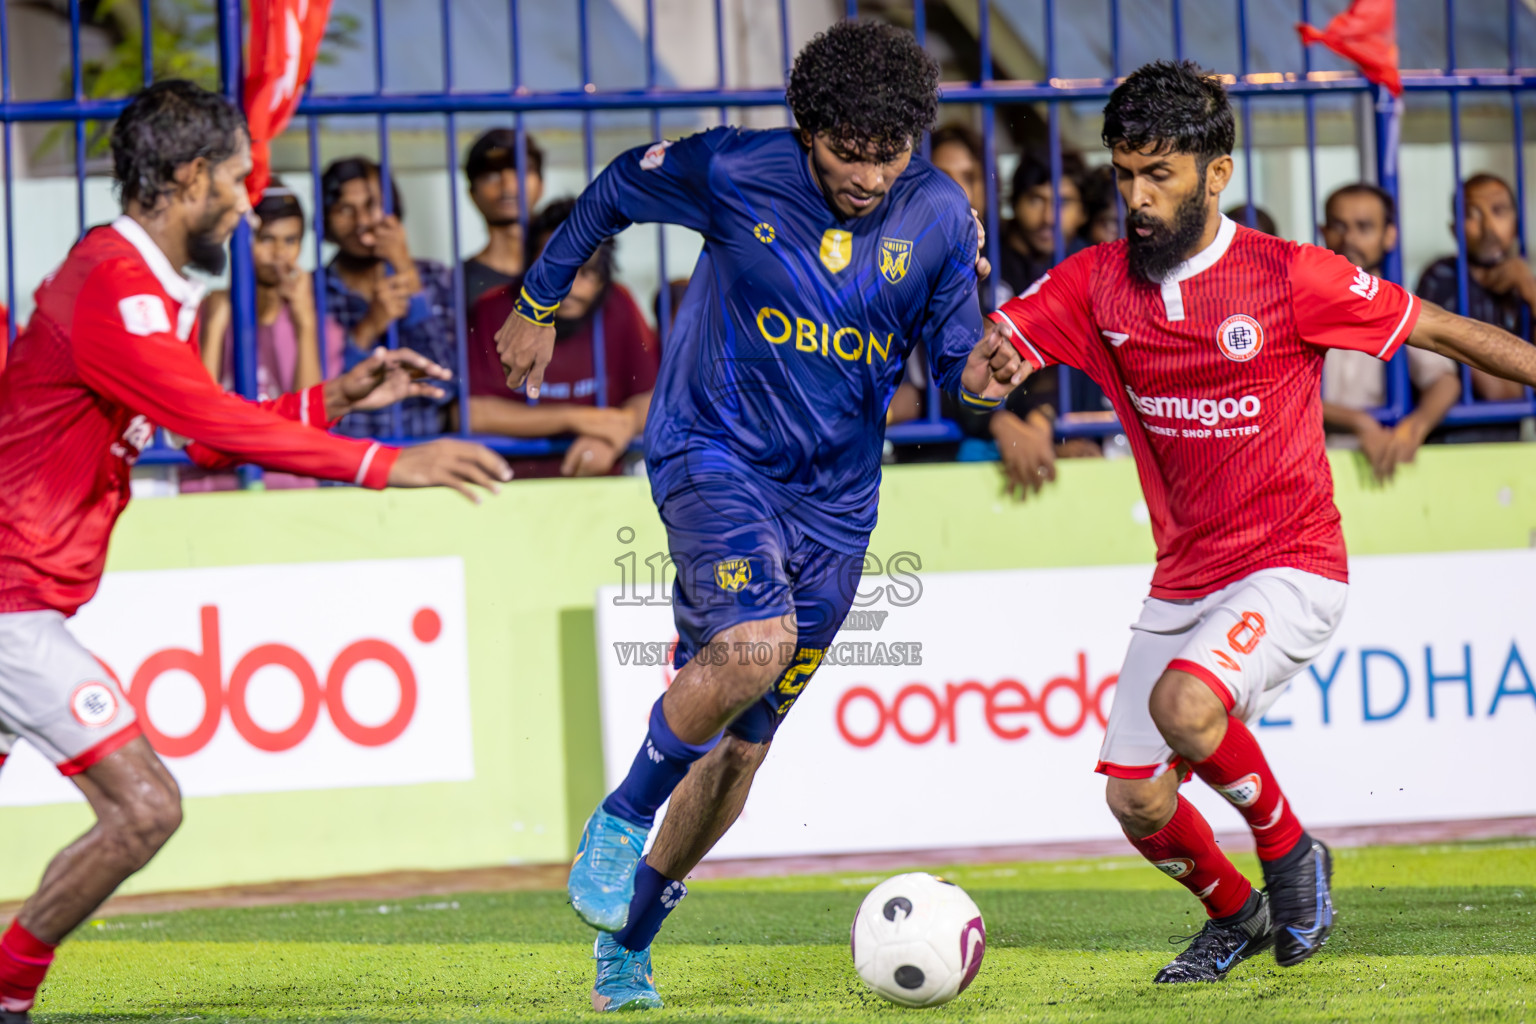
[495,21,1025,1011]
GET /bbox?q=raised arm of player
[923,210,985,390]
[923,206,1026,407]
[1405,300,1536,389]
[183,346,451,469]
[75,260,510,500]
[496,128,729,396]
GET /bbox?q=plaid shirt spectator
[325,257,459,439]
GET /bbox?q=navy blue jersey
[522,127,983,552]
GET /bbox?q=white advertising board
[596,551,1536,859]
[0,558,474,807]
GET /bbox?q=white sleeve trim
[1377,294,1418,359]
[300,387,312,426]
[996,308,1048,368]
[353,442,381,486]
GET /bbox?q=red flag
[1297,0,1402,97]
[244,0,332,204]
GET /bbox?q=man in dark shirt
[467,199,658,479]
[462,129,546,308]
[1417,173,1534,404]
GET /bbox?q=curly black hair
[786,20,939,164]
[1101,60,1233,170]
[111,79,246,211]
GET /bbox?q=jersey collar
[111,215,206,310]
[1158,213,1236,287]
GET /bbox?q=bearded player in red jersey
[0,81,510,1022]
[977,61,1536,983]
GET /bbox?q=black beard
[1126,181,1209,281]
[186,227,228,276]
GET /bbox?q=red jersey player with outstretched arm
[0,81,511,1023]
[974,61,1536,985]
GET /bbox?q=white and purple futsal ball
[850,872,987,1007]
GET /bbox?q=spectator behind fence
[929,123,986,220]
[463,128,545,307]
[1080,164,1121,245]
[999,148,1086,296]
[1417,173,1534,405]
[187,182,324,491]
[987,148,1104,458]
[468,199,658,478]
[1319,183,1460,479]
[1225,203,1278,236]
[321,156,458,439]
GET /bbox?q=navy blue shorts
[661,476,866,743]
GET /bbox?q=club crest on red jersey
[1216,314,1265,362]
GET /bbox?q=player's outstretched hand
[496,312,557,398]
[961,318,1030,399]
[992,409,1057,501]
[328,346,453,416]
[387,440,513,503]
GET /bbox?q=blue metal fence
[1,0,1532,473]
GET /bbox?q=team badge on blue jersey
[714,557,752,591]
[819,229,852,273]
[878,237,913,284]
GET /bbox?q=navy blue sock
[603,695,719,828]
[613,860,686,952]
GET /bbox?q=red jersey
[0,217,399,616]
[993,217,1420,599]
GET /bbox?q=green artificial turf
[35,838,1536,1023]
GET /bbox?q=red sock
[0,920,56,1013]
[1191,715,1305,861]
[1125,794,1252,919]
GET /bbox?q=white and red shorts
[0,610,141,775]
[1096,568,1347,780]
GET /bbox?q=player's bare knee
[1105,777,1174,838]
[1148,671,1225,753]
[714,616,798,704]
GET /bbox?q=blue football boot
[591,933,663,1012]
[568,805,649,932]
